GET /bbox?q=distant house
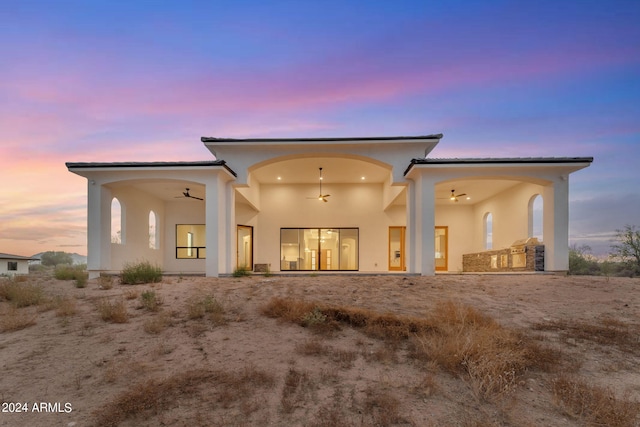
[67,134,592,278]
[0,253,37,276]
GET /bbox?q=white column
[410,175,436,276]
[543,176,569,272]
[205,176,222,277]
[406,180,416,273]
[87,182,111,279]
[225,183,236,273]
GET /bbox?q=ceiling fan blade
[321,194,330,198]
[190,195,204,201]
[456,193,467,197]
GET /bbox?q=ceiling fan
[447,189,467,202]
[175,188,203,201]
[307,167,330,202]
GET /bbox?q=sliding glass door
[280,228,358,271]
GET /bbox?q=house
[66,135,592,278]
[0,253,37,276]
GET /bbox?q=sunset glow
[1,0,639,257]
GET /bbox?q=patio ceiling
[110,170,524,206]
[250,157,391,184]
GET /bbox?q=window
[280,228,358,271]
[7,262,17,271]
[484,212,493,250]
[176,224,206,258]
[111,197,124,244]
[528,194,543,240]
[149,210,158,249]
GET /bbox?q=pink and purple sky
[1,0,639,258]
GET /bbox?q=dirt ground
[1,273,639,427]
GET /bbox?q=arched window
[483,212,493,250]
[149,210,158,249]
[111,197,123,244]
[528,194,543,240]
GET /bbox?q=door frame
[435,226,448,272]
[236,225,253,270]
[388,226,406,271]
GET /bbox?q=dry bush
[263,297,426,340]
[534,317,640,354]
[139,290,162,312]
[552,376,640,427]
[262,297,318,324]
[55,296,77,317]
[143,313,171,334]
[0,280,45,308]
[97,298,129,323]
[0,306,37,332]
[264,298,561,402]
[186,294,225,324]
[94,366,275,427]
[98,275,114,290]
[410,301,557,400]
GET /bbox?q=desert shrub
[0,306,37,332]
[143,313,171,334]
[139,290,162,312]
[0,279,45,308]
[120,260,162,285]
[264,297,561,401]
[232,266,251,277]
[97,298,129,323]
[261,297,317,324]
[186,295,225,324]
[301,307,327,327]
[74,271,88,288]
[410,301,558,400]
[55,264,86,281]
[55,296,78,317]
[99,275,114,290]
[552,376,640,427]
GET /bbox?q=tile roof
[405,157,594,176]
[66,160,237,176]
[410,157,594,164]
[201,134,443,143]
[0,253,38,260]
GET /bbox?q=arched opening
[149,210,158,249]
[528,194,543,240]
[483,212,493,250]
[111,198,124,244]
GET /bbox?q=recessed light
[466,196,471,200]
[277,176,282,181]
[361,176,365,180]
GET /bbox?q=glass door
[280,228,358,271]
[389,226,406,271]
[237,225,253,270]
[435,226,448,271]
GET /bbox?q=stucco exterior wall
[107,186,165,272]
[472,182,545,251]
[0,259,30,276]
[434,205,475,272]
[163,201,206,273]
[255,182,403,272]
